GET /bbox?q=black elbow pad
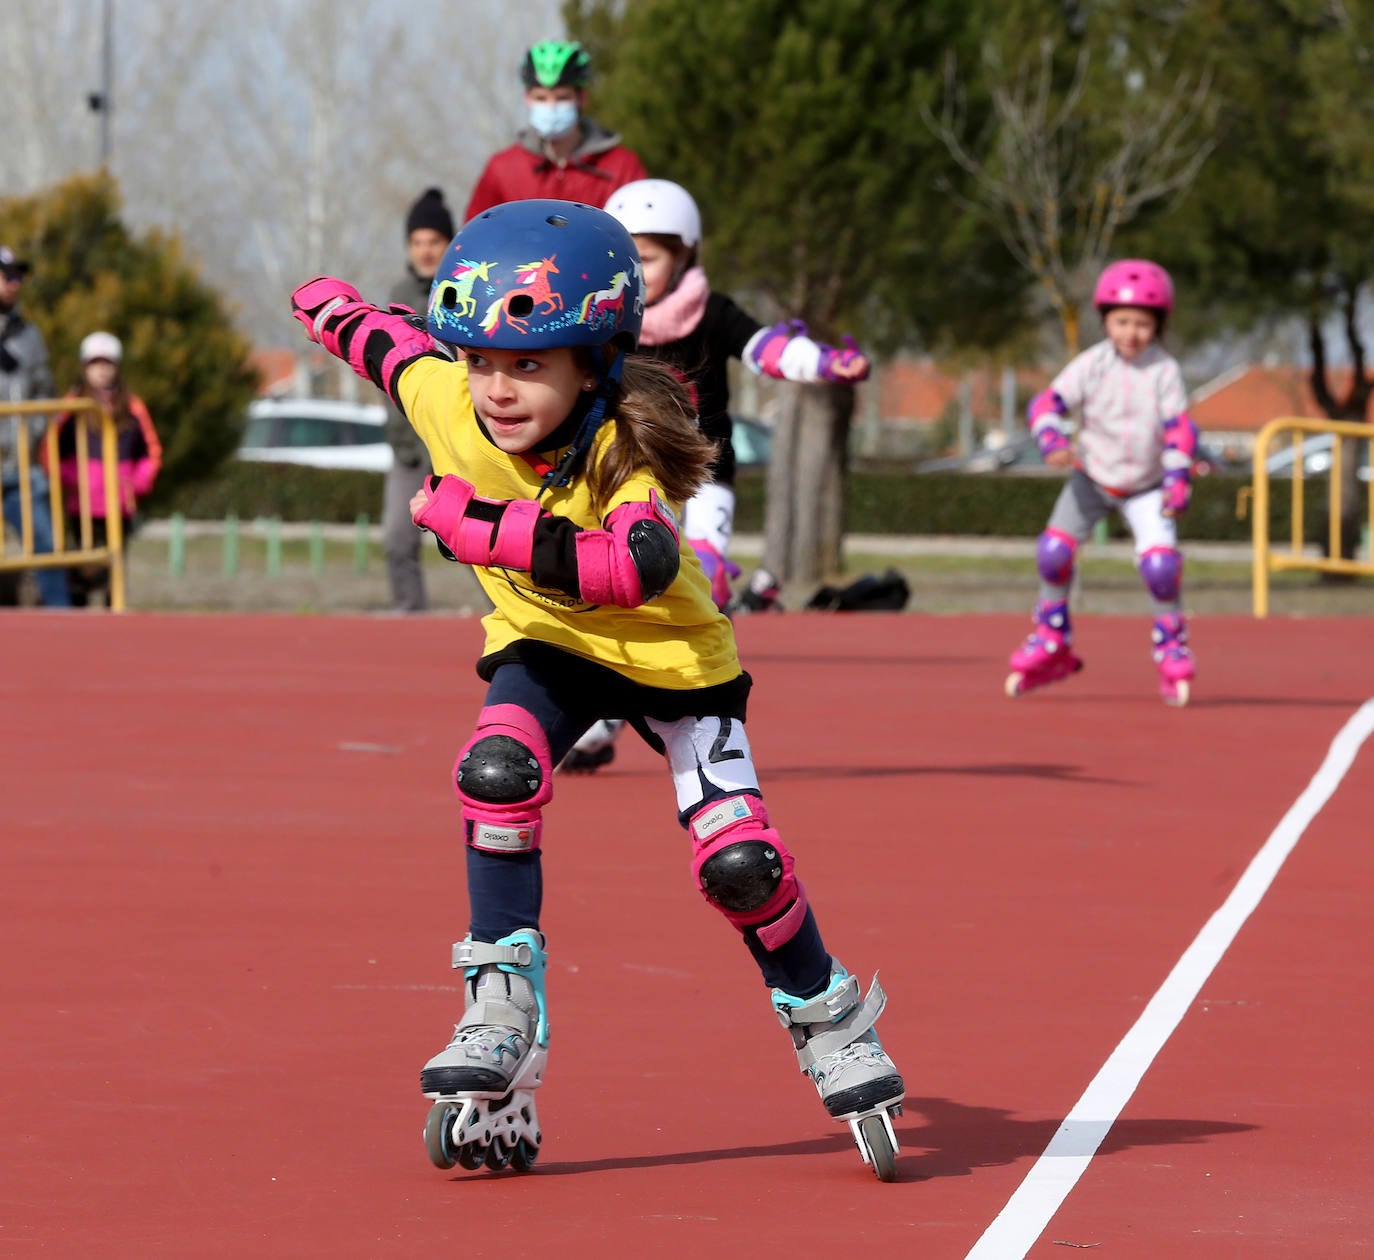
[625,518,680,601]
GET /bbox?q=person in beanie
[0,245,71,607]
[381,188,454,612]
[462,40,646,219]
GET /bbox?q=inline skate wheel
[424,1102,458,1170]
[1004,671,1027,698]
[1165,680,1190,708]
[858,1113,897,1182]
[511,1135,540,1172]
[457,1141,487,1170]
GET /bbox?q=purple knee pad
[454,703,554,853]
[1139,546,1183,602]
[688,794,808,951]
[1037,528,1078,585]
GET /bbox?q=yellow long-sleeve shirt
[398,355,740,691]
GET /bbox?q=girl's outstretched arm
[1161,411,1199,517]
[744,320,871,384]
[290,276,442,408]
[1027,388,1074,464]
[411,475,682,608]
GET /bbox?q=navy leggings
[464,656,831,998]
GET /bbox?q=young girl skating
[561,178,871,772]
[1007,259,1198,706]
[290,199,905,1179]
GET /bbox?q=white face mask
[528,100,578,139]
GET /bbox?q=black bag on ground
[805,567,910,611]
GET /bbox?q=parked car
[915,432,1041,473]
[730,414,773,467]
[237,399,393,473]
[1262,432,1370,482]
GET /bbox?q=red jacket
[464,120,647,219]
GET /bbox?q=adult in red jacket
[463,41,646,220]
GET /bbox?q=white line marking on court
[966,699,1374,1260]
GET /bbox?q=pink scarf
[639,266,709,346]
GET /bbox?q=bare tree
[1,0,561,345]
[0,0,105,186]
[924,38,1216,353]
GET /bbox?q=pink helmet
[1093,259,1174,314]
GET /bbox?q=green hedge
[159,462,386,523]
[735,470,1305,542]
[159,462,1312,544]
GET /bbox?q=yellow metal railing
[0,399,126,611]
[1251,415,1374,618]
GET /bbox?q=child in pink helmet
[1007,259,1198,706]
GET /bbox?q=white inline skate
[421,928,548,1173]
[558,718,625,774]
[773,963,905,1181]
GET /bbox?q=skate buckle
[451,938,536,970]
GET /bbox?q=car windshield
[242,415,274,445]
[242,411,387,448]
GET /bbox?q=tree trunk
[762,385,802,578]
[1060,302,1081,357]
[762,382,854,583]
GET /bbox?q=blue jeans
[2,470,72,607]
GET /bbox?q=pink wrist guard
[290,275,432,398]
[817,334,870,382]
[411,474,543,570]
[575,490,681,607]
[1161,470,1192,514]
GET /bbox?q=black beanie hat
[405,187,455,239]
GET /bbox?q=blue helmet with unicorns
[426,199,643,353]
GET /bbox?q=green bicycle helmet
[521,40,591,89]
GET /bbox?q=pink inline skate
[1152,613,1194,707]
[1005,599,1083,698]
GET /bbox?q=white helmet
[80,331,123,364]
[605,179,702,248]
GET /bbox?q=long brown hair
[580,350,717,513]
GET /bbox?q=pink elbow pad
[747,320,807,379]
[1162,412,1198,467]
[1028,389,1067,422]
[1028,390,1070,455]
[575,491,681,607]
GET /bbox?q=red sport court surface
[4,611,1372,1258]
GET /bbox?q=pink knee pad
[454,704,554,853]
[688,794,808,950]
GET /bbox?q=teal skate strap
[776,972,862,1027]
[785,974,888,1073]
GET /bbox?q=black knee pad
[698,840,784,913]
[457,734,543,804]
